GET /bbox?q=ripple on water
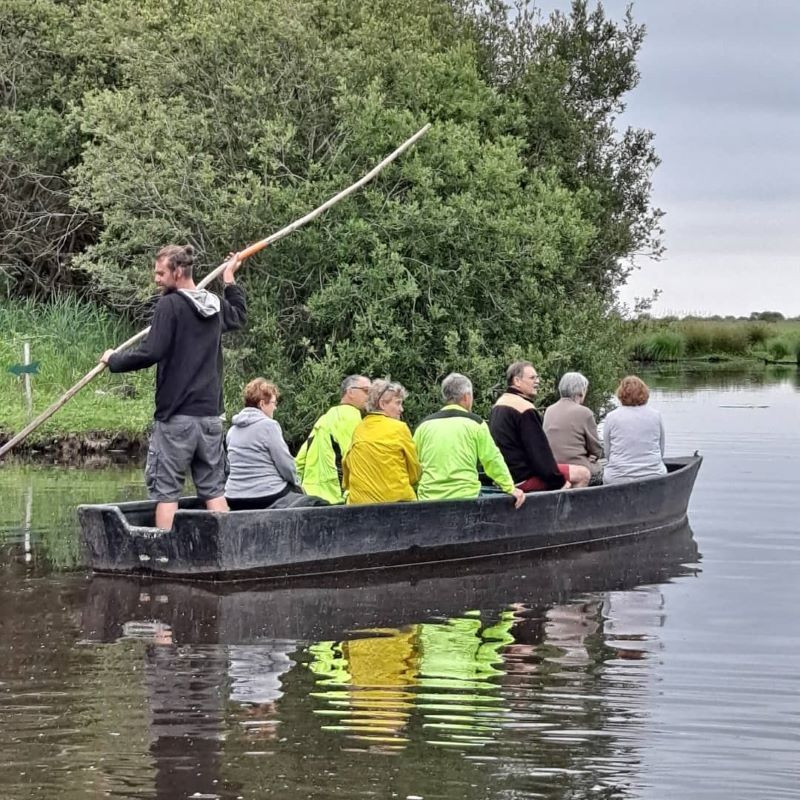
[1,368,799,799]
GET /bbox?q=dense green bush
[746,323,771,346]
[766,337,790,362]
[680,321,751,356]
[2,0,662,439]
[626,319,800,364]
[764,333,800,363]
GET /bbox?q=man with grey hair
[295,374,371,504]
[413,373,525,507]
[543,371,603,483]
[490,361,590,491]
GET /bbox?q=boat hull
[78,456,701,581]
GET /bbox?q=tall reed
[629,330,686,361]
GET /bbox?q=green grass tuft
[629,330,686,361]
[0,297,155,440]
[765,337,790,361]
[627,319,800,362]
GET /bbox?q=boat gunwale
[78,456,702,582]
[78,455,702,523]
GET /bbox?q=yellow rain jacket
[343,413,421,505]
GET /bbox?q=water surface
[1,364,798,799]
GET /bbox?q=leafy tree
[749,310,784,323]
[1,0,660,439]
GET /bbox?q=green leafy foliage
[766,337,790,362]
[629,330,686,362]
[2,0,662,440]
[626,318,800,365]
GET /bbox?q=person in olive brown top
[543,372,604,483]
[489,361,590,492]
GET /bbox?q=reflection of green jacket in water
[307,613,518,745]
[417,613,515,691]
[295,405,362,504]
[415,612,516,742]
[307,641,351,685]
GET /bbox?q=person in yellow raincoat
[343,379,421,504]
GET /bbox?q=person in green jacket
[295,375,371,504]
[413,373,525,507]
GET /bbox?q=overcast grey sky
[537,0,800,317]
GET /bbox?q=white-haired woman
[343,379,421,504]
[543,372,604,483]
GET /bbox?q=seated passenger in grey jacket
[225,378,306,509]
[603,375,666,485]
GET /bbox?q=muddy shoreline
[0,431,147,466]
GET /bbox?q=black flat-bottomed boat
[78,455,701,582]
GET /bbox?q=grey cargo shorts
[145,415,226,502]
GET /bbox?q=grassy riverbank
[627,318,800,363]
[0,297,154,447]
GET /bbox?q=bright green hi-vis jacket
[413,404,515,500]
[295,404,362,504]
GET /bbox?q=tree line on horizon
[1,0,662,437]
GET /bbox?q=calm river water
[1,365,798,800]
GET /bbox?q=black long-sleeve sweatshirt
[488,387,566,489]
[108,284,246,421]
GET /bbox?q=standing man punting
[100,244,247,529]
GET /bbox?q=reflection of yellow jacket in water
[308,629,418,742]
[343,413,421,504]
[346,631,417,691]
[308,630,418,691]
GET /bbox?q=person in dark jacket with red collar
[489,361,590,492]
[100,244,247,529]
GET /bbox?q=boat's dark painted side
[78,456,701,582]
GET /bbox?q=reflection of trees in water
[0,578,159,799]
[642,363,799,393]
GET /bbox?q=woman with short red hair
[225,378,303,509]
[602,376,666,485]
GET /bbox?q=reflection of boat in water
[78,456,701,581]
[79,525,701,784]
[81,523,700,645]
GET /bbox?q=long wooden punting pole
[0,123,431,460]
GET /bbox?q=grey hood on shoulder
[178,288,221,318]
[231,407,269,428]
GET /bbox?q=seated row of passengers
[224,361,666,510]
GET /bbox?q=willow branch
[0,123,431,459]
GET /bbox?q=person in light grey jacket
[603,375,666,485]
[225,378,303,509]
